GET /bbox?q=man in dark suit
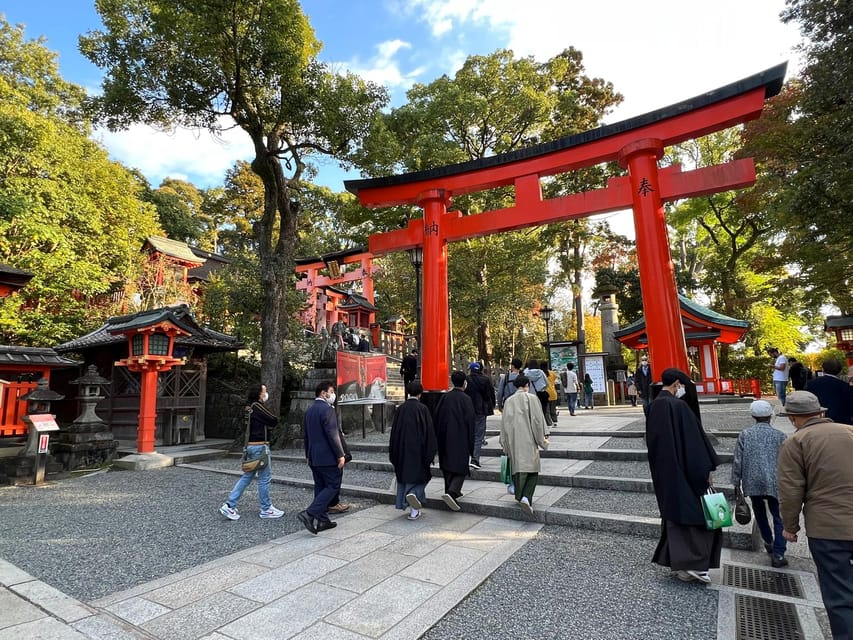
[400,349,418,397]
[635,355,654,417]
[299,381,347,534]
[806,358,853,425]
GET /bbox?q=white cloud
[94,120,254,189]
[332,38,422,90]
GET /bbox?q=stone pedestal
[112,452,174,471]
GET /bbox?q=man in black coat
[635,355,653,417]
[299,381,346,535]
[389,382,438,520]
[433,371,476,511]
[806,358,853,425]
[465,361,496,469]
[647,367,721,584]
[400,349,418,397]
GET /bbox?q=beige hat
[777,391,826,416]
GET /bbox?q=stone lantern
[53,366,117,470]
[17,378,64,484]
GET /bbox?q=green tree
[779,0,853,313]
[0,19,160,344]
[147,178,206,245]
[81,0,388,407]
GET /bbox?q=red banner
[336,351,387,404]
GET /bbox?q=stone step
[182,458,754,549]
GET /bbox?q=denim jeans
[471,414,487,461]
[750,495,786,557]
[226,444,271,511]
[566,393,578,414]
[395,481,427,510]
[774,381,788,406]
[584,391,594,408]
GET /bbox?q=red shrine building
[614,295,749,395]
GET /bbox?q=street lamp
[540,304,553,362]
[408,247,423,379]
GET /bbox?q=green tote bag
[701,488,733,530]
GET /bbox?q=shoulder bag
[701,487,733,530]
[241,406,270,473]
[734,485,752,525]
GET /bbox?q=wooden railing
[0,380,36,437]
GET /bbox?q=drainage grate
[724,565,804,598]
[736,594,804,640]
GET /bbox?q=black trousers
[443,471,466,499]
[809,537,853,639]
[307,465,342,523]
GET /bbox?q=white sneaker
[442,493,461,511]
[519,497,534,517]
[219,503,239,520]
[686,570,711,584]
[405,493,422,510]
[259,505,284,519]
[407,508,421,520]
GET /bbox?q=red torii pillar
[348,64,786,392]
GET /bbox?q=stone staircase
[182,404,759,551]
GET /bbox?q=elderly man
[778,391,853,639]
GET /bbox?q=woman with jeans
[219,384,284,520]
[583,373,594,409]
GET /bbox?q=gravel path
[0,467,378,601]
[603,436,735,453]
[552,487,660,517]
[581,461,733,480]
[422,525,719,640]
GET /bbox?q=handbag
[701,487,733,530]
[240,404,270,473]
[500,454,512,484]
[734,485,752,525]
[339,430,353,463]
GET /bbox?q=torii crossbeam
[346,63,787,392]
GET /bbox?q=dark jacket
[303,399,345,467]
[646,390,720,525]
[465,371,496,416]
[433,388,475,474]
[247,401,278,442]
[635,365,653,399]
[400,354,418,380]
[806,375,853,425]
[389,398,437,484]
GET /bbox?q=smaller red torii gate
[346,64,786,392]
[295,249,375,332]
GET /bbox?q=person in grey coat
[731,400,788,567]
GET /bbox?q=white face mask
[675,385,687,399]
[326,392,336,406]
[260,390,269,403]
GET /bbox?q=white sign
[581,355,607,393]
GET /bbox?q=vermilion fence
[0,380,36,437]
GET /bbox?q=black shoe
[771,556,788,568]
[763,542,773,554]
[316,520,338,532]
[297,510,318,535]
[469,460,481,470]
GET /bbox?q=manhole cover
[724,565,804,598]
[736,594,804,640]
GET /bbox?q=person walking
[731,400,788,567]
[564,362,580,416]
[497,358,523,411]
[400,349,419,396]
[523,359,550,424]
[582,373,594,409]
[434,371,476,511]
[219,384,284,520]
[767,347,789,406]
[465,361,495,470]
[778,390,853,639]
[788,357,809,391]
[389,382,438,521]
[298,381,347,535]
[646,368,722,584]
[806,358,853,425]
[500,375,549,517]
[626,373,638,407]
[635,355,653,416]
[544,361,559,426]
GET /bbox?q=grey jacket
[731,421,787,497]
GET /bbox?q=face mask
[326,392,336,406]
[260,392,269,403]
[675,385,687,399]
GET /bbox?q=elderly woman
[500,375,549,517]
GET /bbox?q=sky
[2,0,804,237]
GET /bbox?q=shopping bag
[500,455,512,485]
[734,486,752,525]
[701,488,733,530]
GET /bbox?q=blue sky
[2,0,802,210]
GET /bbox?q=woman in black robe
[646,367,721,584]
[389,382,437,520]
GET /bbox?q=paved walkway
[0,402,831,639]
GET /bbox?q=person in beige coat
[500,375,549,517]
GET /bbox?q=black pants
[536,390,551,425]
[809,537,853,639]
[443,471,466,499]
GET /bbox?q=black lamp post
[408,247,423,379]
[540,304,553,362]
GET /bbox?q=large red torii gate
[346,64,786,393]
